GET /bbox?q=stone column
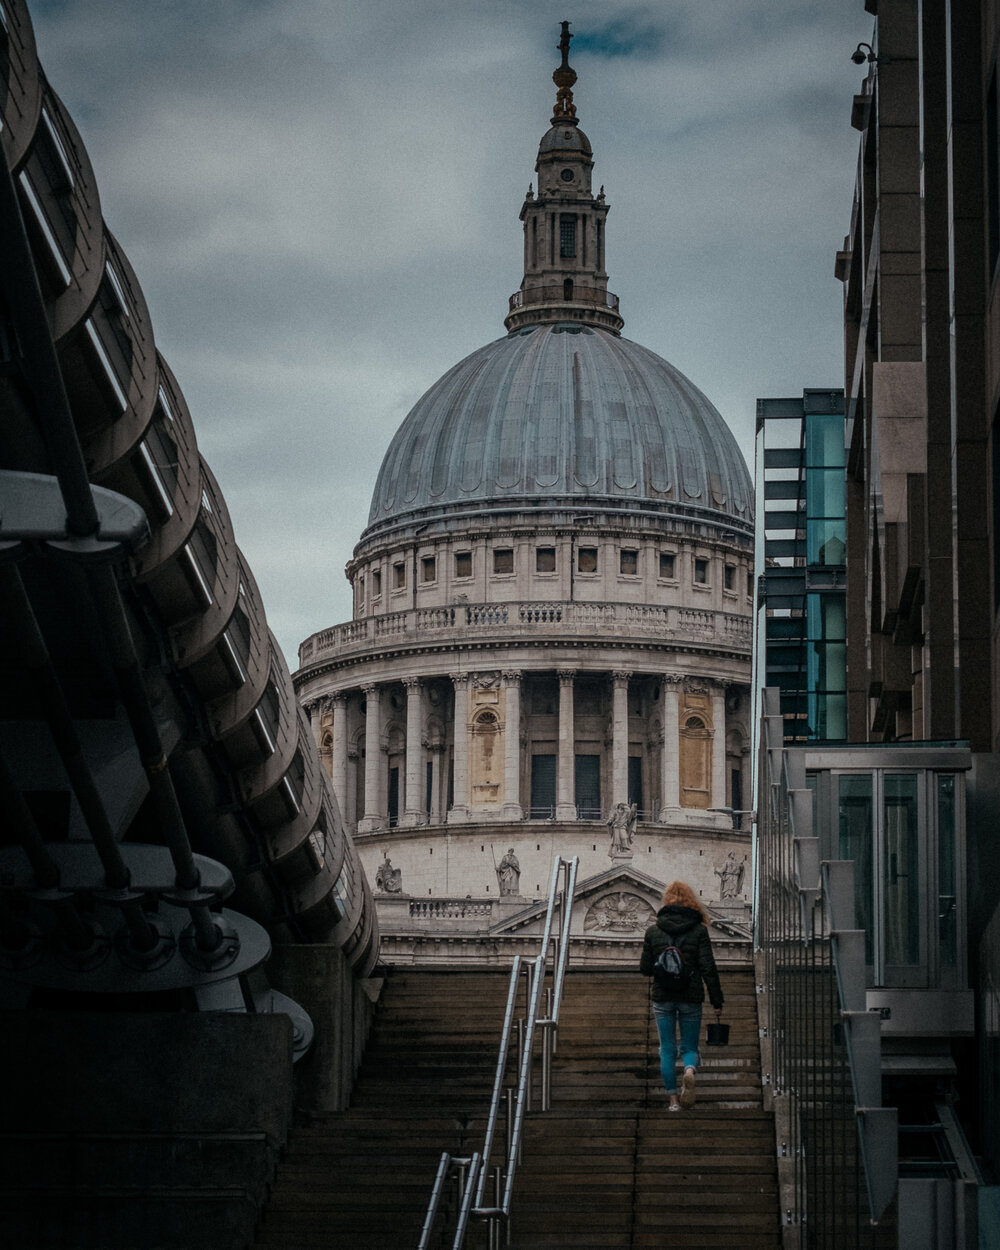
[556,669,576,820]
[448,673,470,822]
[429,744,445,824]
[611,671,631,807]
[346,741,359,827]
[711,685,727,812]
[331,692,348,814]
[358,683,383,833]
[402,677,425,826]
[661,676,681,818]
[305,699,321,745]
[502,670,523,820]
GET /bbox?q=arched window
[679,715,711,809]
[470,708,502,805]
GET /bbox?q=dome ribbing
[364,323,752,540]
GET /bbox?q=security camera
[851,48,867,65]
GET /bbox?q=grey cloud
[30,0,872,661]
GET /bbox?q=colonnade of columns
[307,669,739,834]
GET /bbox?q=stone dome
[364,322,753,540]
[538,123,592,155]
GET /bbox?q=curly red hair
[661,880,708,923]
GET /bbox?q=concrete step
[252,966,780,1250]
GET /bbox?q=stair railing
[417,855,578,1250]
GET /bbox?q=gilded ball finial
[552,20,578,123]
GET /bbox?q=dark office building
[756,3,1000,1246]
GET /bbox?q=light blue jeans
[652,999,702,1093]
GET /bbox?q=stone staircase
[251,964,779,1249]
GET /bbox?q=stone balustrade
[298,600,752,666]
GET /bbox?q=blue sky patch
[571,20,665,60]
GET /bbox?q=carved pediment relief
[584,891,655,934]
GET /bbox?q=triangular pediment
[489,864,665,939]
[489,863,751,942]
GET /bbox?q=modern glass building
[756,389,847,743]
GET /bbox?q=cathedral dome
[363,322,753,540]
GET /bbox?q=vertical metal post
[541,1022,553,1112]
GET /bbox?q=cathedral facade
[294,28,754,963]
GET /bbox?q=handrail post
[541,1021,553,1111]
[417,1152,453,1250]
[423,855,579,1249]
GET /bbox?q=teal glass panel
[807,594,846,640]
[809,692,846,740]
[807,517,846,565]
[839,774,874,963]
[808,642,846,693]
[937,775,957,968]
[884,775,920,967]
[806,468,846,518]
[805,412,846,468]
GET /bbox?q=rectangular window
[559,214,577,258]
[388,767,399,828]
[938,774,957,968]
[628,756,643,811]
[455,551,472,578]
[493,548,514,574]
[393,562,406,589]
[659,552,675,579]
[884,774,920,969]
[535,547,556,573]
[574,754,601,820]
[530,754,556,817]
[421,556,436,583]
[578,547,598,573]
[620,549,638,575]
[838,774,874,965]
[724,564,736,592]
[694,558,709,584]
[372,569,382,597]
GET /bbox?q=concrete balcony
[298,600,752,668]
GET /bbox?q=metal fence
[757,689,897,1248]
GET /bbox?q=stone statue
[715,850,744,900]
[375,853,402,894]
[496,847,520,896]
[607,802,637,857]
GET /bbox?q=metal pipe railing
[420,856,578,1250]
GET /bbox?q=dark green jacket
[640,904,724,1009]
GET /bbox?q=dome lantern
[505,22,624,334]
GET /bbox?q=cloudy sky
[31,0,873,665]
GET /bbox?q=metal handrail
[419,856,578,1250]
[472,957,526,1208]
